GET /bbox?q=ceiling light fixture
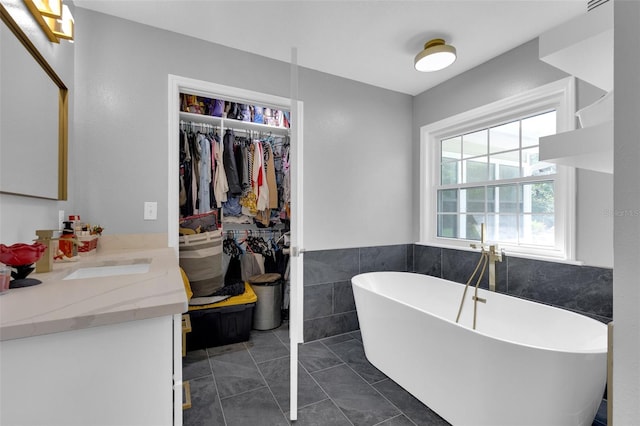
[414,38,456,72]
[24,0,74,43]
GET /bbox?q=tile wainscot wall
[303,244,612,341]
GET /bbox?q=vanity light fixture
[414,38,456,72]
[24,0,74,43]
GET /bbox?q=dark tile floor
[182,322,449,426]
[183,322,608,426]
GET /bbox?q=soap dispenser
[59,221,77,258]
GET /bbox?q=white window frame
[419,77,576,261]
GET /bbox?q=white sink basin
[63,262,150,280]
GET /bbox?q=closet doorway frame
[167,75,305,422]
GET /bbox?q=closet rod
[180,120,217,131]
[179,112,289,137]
[223,229,287,242]
[223,228,284,235]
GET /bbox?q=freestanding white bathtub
[352,271,607,426]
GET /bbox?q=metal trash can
[248,273,282,330]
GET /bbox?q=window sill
[414,240,584,266]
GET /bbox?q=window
[420,78,576,260]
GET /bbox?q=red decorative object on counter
[0,242,46,266]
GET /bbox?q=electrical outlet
[58,210,65,229]
[144,202,157,220]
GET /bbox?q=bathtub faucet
[469,224,503,292]
[487,244,502,292]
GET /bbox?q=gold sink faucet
[34,230,57,273]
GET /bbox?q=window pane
[464,157,488,183]
[487,214,518,243]
[462,129,488,158]
[521,182,554,214]
[441,161,460,185]
[490,150,520,180]
[522,111,556,148]
[522,147,556,176]
[438,214,458,238]
[487,185,518,213]
[438,189,458,213]
[441,136,461,161]
[462,214,484,241]
[434,108,559,249]
[490,121,519,153]
[520,214,554,246]
[461,187,485,213]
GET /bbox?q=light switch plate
[144,201,157,220]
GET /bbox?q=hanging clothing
[241,144,250,191]
[179,130,194,218]
[281,143,291,218]
[197,133,212,212]
[214,136,229,207]
[223,129,242,195]
[253,140,269,212]
[265,143,278,209]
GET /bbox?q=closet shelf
[179,111,289,136]
[539,120,612,174]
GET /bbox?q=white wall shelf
[179,111,290,136]
[539,121,613,174]
[539,1,613,91]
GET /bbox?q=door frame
[167,74,304,420]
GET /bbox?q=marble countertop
[0,235,188,341]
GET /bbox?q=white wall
[73,9,414,252]
[613,0,640,422]
[0,0,76,244]
[412,38,613,268]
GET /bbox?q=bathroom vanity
[0,235,188,426]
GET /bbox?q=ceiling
[73,0,587,96]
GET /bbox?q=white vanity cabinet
[0,243,187,426]
[0,315,181,425]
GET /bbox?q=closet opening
[167,75,304,422]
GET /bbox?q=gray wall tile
[414,245,441,276]
[305,284,334,320]
[360,245,409,273]
[304,249,359,285]
[304,312,359,341]
[406,245,415,273]
[507,257,612,318]
[441,248,507,291]
[302,244,613,342]
[334,281,356,314]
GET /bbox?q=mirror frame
[0,4,68,200]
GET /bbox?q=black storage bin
[186,303,255,351]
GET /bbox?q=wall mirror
[0,5,68,200]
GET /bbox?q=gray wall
[412,38,613,268]
[73,9,414,251]
[613,0,640,421]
